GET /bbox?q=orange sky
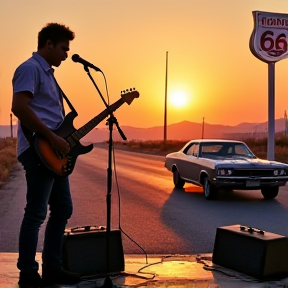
[1,0,288,129]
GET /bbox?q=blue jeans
[17,147,73,273]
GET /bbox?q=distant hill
[0,118,286,142]
[81,118,287,142]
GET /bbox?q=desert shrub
[0,138,17,183]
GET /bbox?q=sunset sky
[1,0,288,130]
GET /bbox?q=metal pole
[267,63,275,160]
[286,115,288,136]
[285,110,287,136]
[164,51,168,142]
[202,117,204,139]
[10,113,13,138]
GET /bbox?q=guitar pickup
[55,151,72,161]
[55,150,63,160]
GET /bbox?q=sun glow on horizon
[169,90,189,108]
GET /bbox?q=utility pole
[164,51,168,142]
[202,117,205,139]
[285,110,287,136]
[10,113,13,138]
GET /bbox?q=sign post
[250,11,288,160]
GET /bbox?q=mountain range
[1,118,286,142]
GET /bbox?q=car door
[176,143,195,179]
[181,143,200,183]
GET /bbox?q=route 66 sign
[250,11,288,63]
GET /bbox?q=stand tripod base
[102,276,113,287]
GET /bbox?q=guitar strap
[21,74,77,145]
[52,74,77,114]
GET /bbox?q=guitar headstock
[121,88,140,105]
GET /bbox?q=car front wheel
[261,187,279,199]
[173,168,185,188]
[203,177,217,200]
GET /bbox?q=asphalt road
[1,146,288,255]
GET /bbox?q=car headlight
[274,169,287,176]
[217,168,234,176]
[280,169,287,176]
[273,170,279,176]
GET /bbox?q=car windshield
[200,142,256,159]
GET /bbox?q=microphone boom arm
[82,65,126,139]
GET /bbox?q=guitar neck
[74,98,125,140]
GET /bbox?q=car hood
[214,157,287,168]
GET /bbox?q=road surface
[1,146,288,255]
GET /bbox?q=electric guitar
[33,89,139,177]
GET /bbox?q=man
[11,23,81,287]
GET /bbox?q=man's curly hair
[38,23,75,49]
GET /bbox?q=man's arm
[12,91,70,155]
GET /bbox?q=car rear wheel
[203,177,217,200]
[261,187,279,199]
[173,168,185,188]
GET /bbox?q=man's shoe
[42,268,81,286]
[18,271,43,288]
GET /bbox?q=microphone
[71,54,102,72]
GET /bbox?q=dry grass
[0,138,17,184]
[244,136,288,163]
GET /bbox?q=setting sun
[169,91,188,108]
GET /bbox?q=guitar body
[34,111,93,177]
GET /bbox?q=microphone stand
[82,65,127,287]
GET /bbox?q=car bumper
[212,176,288,189]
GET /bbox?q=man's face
[48,40,70,67]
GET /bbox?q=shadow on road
[160,185,288,253]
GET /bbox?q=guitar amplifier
[212,224,288,279]
[62,226,125,277]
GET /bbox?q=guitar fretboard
[71,98,124,141]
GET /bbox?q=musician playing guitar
[11,22,139,288]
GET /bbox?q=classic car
[164,139,288,200]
